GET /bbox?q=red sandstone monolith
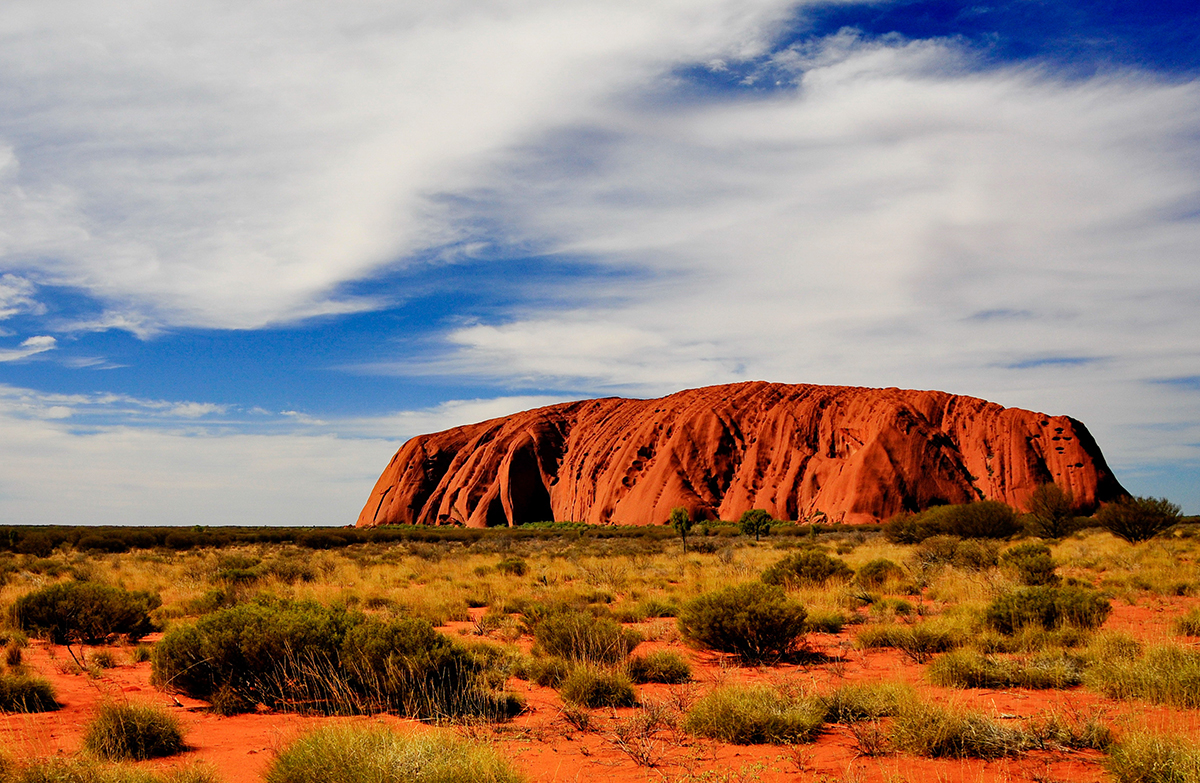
[356,382,1125,527]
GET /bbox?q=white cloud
[0,334,55,362]
[0,273,41,319]
[0,0,800,330]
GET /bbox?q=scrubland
[0,511,1198,783]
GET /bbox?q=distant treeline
[0,520,877,556]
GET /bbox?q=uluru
[356,382,1126,528]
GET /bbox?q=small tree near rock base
[1096,496,1182,543]
[670,507,694,553]
[739,509,773,541]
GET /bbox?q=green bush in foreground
[820,682,912,723]
[999,542,1059,586]
[889,699,1028,759]
[13,581,159,644]
[0,673,60,712]
[626,650,691,684]
[683,685,825,745]
[558,667,636,708]
[984,586,1111,634]
[678,582,807,664]
[83,702,186,761]
[265,725,525,783]
[1105,732,1200,783]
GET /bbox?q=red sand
[4,599,1196,783]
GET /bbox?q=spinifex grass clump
[683,684,826,745]
[83,702,186,760]
[1105,732,1200,783]
[928,650,1084,690]
[854,621,963,663]
[533,608,640,664]
[0,672,60,712]
[152,597,519,719]
[889,699,1029,759]
[558,666,636,708]
[1176,606,1200,636]
[820,682,913,723]
[678,582,806,664]
[13,581,159,644]
[855,558,904,588]
[985,586,1111,635]
[761,550,852,587]
[4,759,220,783]
[1085,644,1200,708]
[266,725,525,783]
[626,650,691,684]
[999,542,1059,586]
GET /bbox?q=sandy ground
[4,599,1198,783]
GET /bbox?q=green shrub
[683,685,825,745]
[928,650,1083,690]
[854,622,962,663]
[738,509,773,541]
[496,557,528,576]
[626,650,691,684]
[265,725,525,783]
[0,672,60,712]
[885,501,1020,544]
[515,655,573,688]
[558,667,636,708]
[1096,496,1182,543]
[914,536,999,570]
[762,550,852,587]
[984,586,1111,634]
[1105,732,1200,783]
[151,598,515,719]
[1000,542,1059,586]
[804,609,848,634]
[83,702,186,760]
[678,582,807,664]
[533,610,640,664]
[1085,644,1200,708]
[855,559,904,587]
[889,699,1028,759]
[130,644,152,664]
[13,582,159,644]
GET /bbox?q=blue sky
[1,0,1198,525]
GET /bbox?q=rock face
[357,382,1126,528]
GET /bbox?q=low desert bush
[984,586,1111,634]
[678,582,807,664]
[999,542,1059,586]
[0,672,60,712]
[1085,644,1200,708]
[558,667,636,708]
[855,558,904,587]
[496,557,528,576]
[885,501,1020,544]
[928,650,1083,690]
[1025,711,1112,752]
[533,609,640,664]
[889,699,1029,759]
[626,650,691,684]
[1025,483,1081,539]
[1106,732,1200,783]
[13,581,159,644]
[855,621,962,663]
[152,598,517,719]
[265,725,525,783]
[804,609,848,634]
[83,702,186,761]
[683,685,825,745]
[514,655,573,688]
[761,550,852,587]
[913,536,999,570]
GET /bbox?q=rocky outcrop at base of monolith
[357,382,1126,528]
